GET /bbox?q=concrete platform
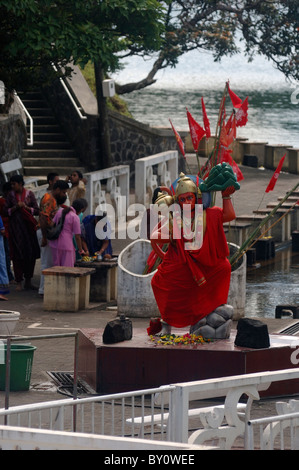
[77,327,299,397]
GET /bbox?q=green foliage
[80,62,132,117]
[0,0,297,97]
[0,0,166,91]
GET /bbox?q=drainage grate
[279,322,299,336]
[47,371,96,397]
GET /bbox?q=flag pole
[253,153,286,220]
[169,119,192,174]
[208,83,228,205]
[195,147,202,177]
[212,82,228,168]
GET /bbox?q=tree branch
[115,55,165,94]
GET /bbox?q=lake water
[112,50,299,148]
[113,50,299,319]
[245,246,299,318]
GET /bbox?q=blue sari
[82,215,112,256]
[0,216,9,294]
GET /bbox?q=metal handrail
[247,411,299,450]
[52,65,87,120]
[13,92,34,146]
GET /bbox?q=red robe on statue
[151,206,231,328]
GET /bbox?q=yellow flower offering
[150,333,211,346]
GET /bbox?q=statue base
[77,328,299,398]
[190,304,233,339]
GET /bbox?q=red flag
[235,97,248,127]
[201,97,211,138]
[169,119,185,157]
[226,115,236,146]
[227,83,243,108]
[220,124,229,147]
[225,112,233,132]
[265,154,286,193]
[232,160,244,182]
[221,149,244,182]
[225,111,236,135]
[186,108,206,152]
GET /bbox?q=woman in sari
[5,175,40,291]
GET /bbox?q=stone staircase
[19,90,85,180]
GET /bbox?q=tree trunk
[94,62,111,169]
[115,55,164,95]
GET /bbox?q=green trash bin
[0,344,37,391]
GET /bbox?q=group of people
[0,169,112,299]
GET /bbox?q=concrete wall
[0,115,26,186]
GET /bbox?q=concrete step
[267,201,297,209]
[23,166,85,177]
[235,214,266,222]
[23,157,80,167]
[33,133,69,142]
[30,124,64,133]
[278,196,299,202]
[26,107,54,117]
[21,99,48,108]
[18,91,44,101]
[26,141,72,150]
[26,116,57,125]
[23,149,77,158]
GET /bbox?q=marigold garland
[150,333,212,346]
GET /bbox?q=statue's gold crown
[175,173,201,199]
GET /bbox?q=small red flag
[235,97,248,127]
[232,159,244,182]
[186,108,206,152]
[226,115,236,146]
[201,97,211,139]
[169,119,185,157]
[221,149,244,182]
[225,111,236,134]
[225,112,233,132]
[220,124,229,147]
[265,154,286,193]
[227,83,243,108]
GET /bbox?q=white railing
[84,165,130,219]
[0,386,175,441]
[135,151,178,206]
[0,425,206,451]
[246,399,299,450]
[247,412,299,450]
[52,64,87,120]
[13,92,34,146]
[2,369,299,450]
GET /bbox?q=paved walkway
[0,162,298,448]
